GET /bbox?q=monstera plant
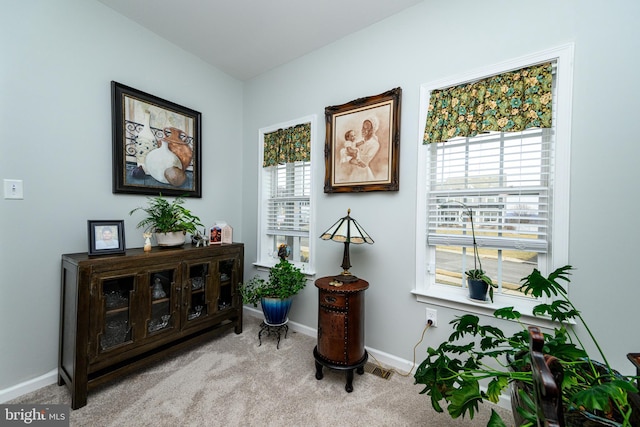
[414,265,639,426]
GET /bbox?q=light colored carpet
[9,313,512,426]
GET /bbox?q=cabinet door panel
[216,257,238,312]
[146,267,180,336]
[183,261,212,326]
[317,308,348,364]
[90,274,136,361]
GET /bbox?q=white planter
[155,231,186,247]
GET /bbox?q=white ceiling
[97,0,423,81]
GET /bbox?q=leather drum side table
[313,276,369,392]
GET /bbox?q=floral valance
[263,122,311,167]
[423,62,553,144]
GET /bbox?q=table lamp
[320,209,374,283]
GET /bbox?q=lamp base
[332,273,360,284]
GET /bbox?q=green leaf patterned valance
[263,122,311,167]
[423,62,553,144]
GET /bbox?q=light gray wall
[243,0,640,377]
[0,0,243,390]
[3,0,640,398]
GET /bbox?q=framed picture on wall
[324,87,401,193]
[111,81,202,197]
[88,220,126,256]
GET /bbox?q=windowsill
[412,283,571,329]
[251,261,316,278]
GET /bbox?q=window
[414,45,573,317]
[257,115,316,271]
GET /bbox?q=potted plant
[240,244,307,325]
[453,201,496,302]
[129,195,203,247]
[413,265,639,426]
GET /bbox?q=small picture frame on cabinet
[88,220,126,256]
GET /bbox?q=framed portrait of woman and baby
[324,87,401,193]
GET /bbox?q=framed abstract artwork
[111,81,202,197]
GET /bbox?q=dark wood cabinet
[58,243,243,409]
[313,276,368,392]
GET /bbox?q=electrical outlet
[426,308,437,327]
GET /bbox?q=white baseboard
[0,369,58,404]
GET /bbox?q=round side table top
[315,276,369,293]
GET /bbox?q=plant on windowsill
[413,265,639,427]
[129,194,203,247]
[239,244,307,325]
[453,202,497,302]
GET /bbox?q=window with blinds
[427,127,553,296]
[264,161,311,263]
[415,44,573,309]
[258,115,316,269]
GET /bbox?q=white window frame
[413,44,574,323]
[256,115,317,274]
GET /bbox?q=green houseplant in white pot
[240,244,307,325]
[129,195,203,247]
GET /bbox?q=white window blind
[427,127,553,255]
[264,161,311,239]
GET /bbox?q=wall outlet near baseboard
[426,308,437,327]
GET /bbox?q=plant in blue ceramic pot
[240,244,307,324]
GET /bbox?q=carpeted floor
[9,313,513,426]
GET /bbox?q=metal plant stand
[258,319,289,349]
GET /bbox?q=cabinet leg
[71,391,87,410]
[345,369,354,393]
[315,360,324,380]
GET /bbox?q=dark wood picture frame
[88,220,126,256]
[111,81,202,197]
[324,87,401,193]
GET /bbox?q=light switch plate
[4,179,24,199]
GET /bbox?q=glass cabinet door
[184,262,211,324]
[217,258,236,311]
[98,276,135,352]
[147,268,178,335]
